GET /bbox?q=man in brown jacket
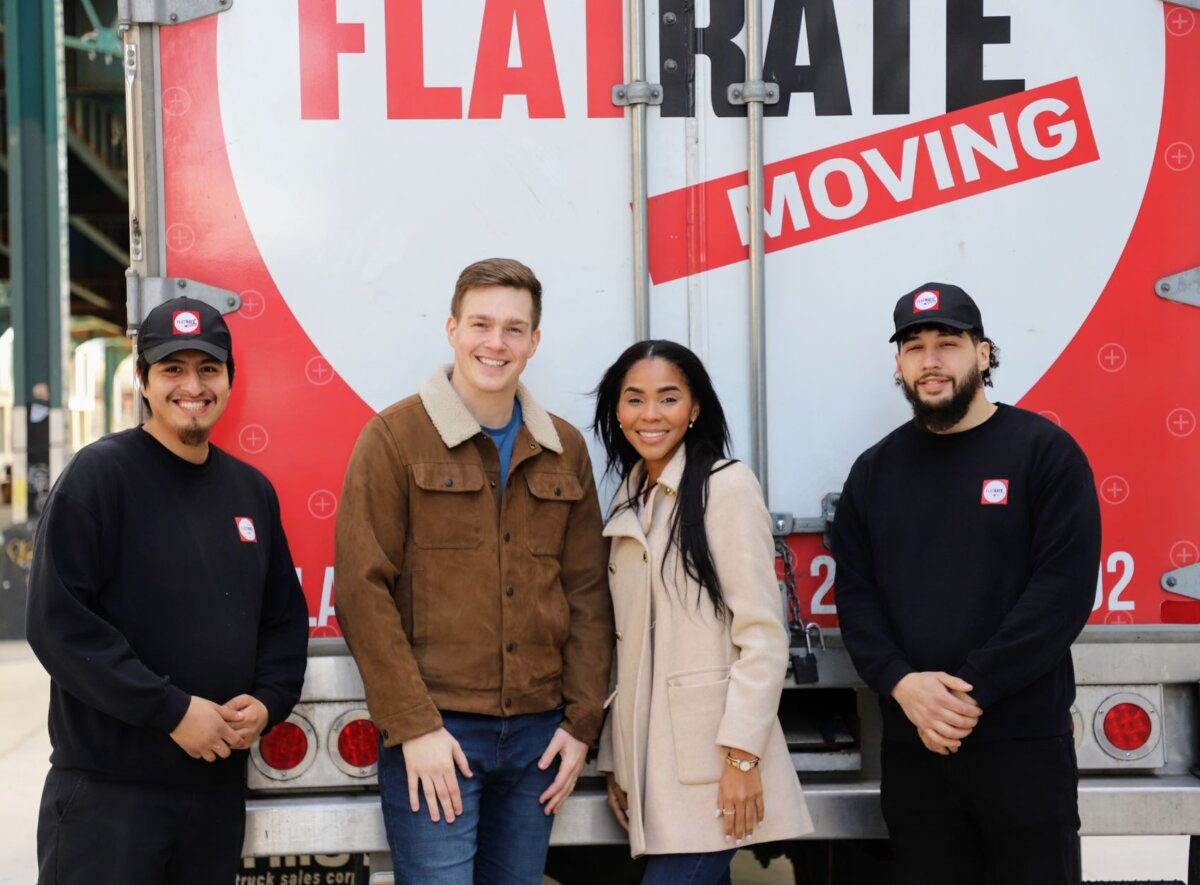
[335,258,613,884]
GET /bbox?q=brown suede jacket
[335,367,613,747]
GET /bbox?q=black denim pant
[37,767,246,885]
[880,734,1082,885]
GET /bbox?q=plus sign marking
[165,223,195,253]
[238,290,266,320]
[161,86,192,117]
[238,424,269,454]
[1038,410,1062,427]
[1096,343,1127,373]
[1166,408,1196,438]
[1164,141,1195,172]
[1099,475,1130,505]
[308,490,338,520]
[305,356,335,386]
[1170,541,1199,569]
[1166,7,1195,37]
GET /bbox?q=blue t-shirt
[481,399,523,491]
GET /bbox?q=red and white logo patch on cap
[235,516,257,542]
[981,479,1009,505]
[172,310,201,335]
[912,290,941,313]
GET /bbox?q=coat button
[382,729,389,740]
[490,480,497,489]
[608,563,616,574]
[553,486,562,496]
[529,443,536,449]
[615,631,623,641]
[505,586,514,597]
[506,642,516,652]
[443,477,454,487]
[504,697,513,708]
[503,532,511,542]
[642,551,648,562]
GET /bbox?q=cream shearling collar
[418,365,563,453]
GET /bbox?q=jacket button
[490,480,497,489]
[503,532,511,542]
[443,477,454,487]
[505,586,514,597]
[506,642,516,652]
[642,551,648,562]
[504,697,513,708]
[553,487,562,496]
[608,563,616,574]
[615,631,623,641]
[529,443,537,449]
[382,729,389,740]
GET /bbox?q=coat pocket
[666,667,730,785]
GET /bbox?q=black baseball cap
[137,296,232,363]
[889,282,984,342]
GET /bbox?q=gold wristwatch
[724,753,759,772]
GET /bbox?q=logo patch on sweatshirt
[981,479,1009,505]
[235,516,258,542]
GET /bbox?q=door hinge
[1161,564,1200,600]
[1156,267,1200,308]
[126,272,241,337]
[771,493,840,537]
[118,0,232,28]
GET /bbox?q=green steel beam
[5,0,69,521]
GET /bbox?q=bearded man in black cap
[26,297,308,885]
[830,283,1101,885]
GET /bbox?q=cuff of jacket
[562,703,602,747]
[373,700,444,747]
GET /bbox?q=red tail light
[337,719,379,768]
[1103,702,1153,751]
[259,721,309,770]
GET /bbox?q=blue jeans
[641,848,737,885]
[378,708,562,885]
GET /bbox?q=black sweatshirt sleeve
[955,452,1101,708]
[26,490,192,734]
[249,488,309,729]
[829,461,914,697]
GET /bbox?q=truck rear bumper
[243,775,1200,855]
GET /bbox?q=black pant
[880,735,1081,885]
[37,767,246,885]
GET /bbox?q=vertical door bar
[745,0,769,500]
[629,0,651,340]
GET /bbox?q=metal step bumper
[243,775,1200,856]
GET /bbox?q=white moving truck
[120,0,1200,880]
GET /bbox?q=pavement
[0,642,1190,884]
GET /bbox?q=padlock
[791,650,819,684]
[790,622,822,685]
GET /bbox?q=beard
[899,366,983,432]
[179,423,211,447]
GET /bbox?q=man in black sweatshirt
[830,283,1101,885]
[26,297,309,885]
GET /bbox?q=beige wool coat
[596,446,813,857]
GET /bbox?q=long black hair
[593,340,734,619]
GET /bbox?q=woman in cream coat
[593,340,812,883]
